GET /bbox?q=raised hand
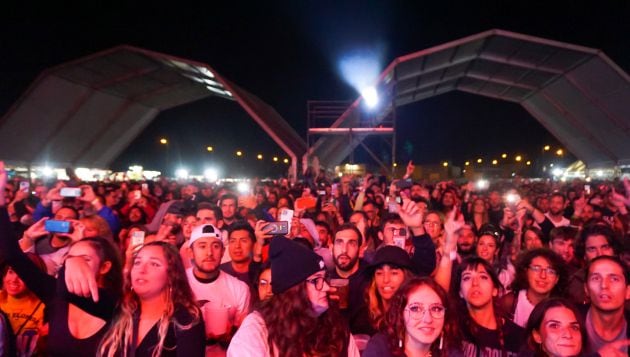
[398,192,424,235]
[64,256,100,302]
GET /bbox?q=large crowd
[0,160,629,357]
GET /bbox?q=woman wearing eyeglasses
[227,237,359,356]
[363,277,462,357]
[454,257,526,356]
[498,249,567,328]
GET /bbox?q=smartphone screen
[19,181,30,193]
[131,231,145,246]
[266,221,289,235]
[60,187,82,197]
[45,220,71,233]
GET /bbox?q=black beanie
[270,237,325,294]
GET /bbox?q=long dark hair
[524,298,585,356]
[70,236,124,298]
[452,257,506,352]
[257,282,349,357]
[381,277,460,357]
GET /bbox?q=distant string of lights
[158,137,290,164]
[391,145,564,169]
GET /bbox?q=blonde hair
[98,242,200,357]
[81,214,113,241]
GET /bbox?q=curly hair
[98,242,200,357]
[509,248,567,296]
[380,277,460,357]
[257,282,349,357]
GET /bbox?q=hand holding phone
[265,221,289,235]
[131,230,145,247]
[60,187,82,198]
[392,228,407,249]
[45,220,72,233]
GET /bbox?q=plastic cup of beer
[202,303,230,336]
[329,278,350,309]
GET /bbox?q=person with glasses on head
[363,277,462,357]
[476,223,517,294]
[498,249,568,327]
[453,257,526,356]
[228,237,359,356]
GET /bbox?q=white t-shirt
[544,213,570,227]
[513,289,536,327]
[186,268,251,327]
[227,312,360,357]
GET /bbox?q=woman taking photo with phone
[453,257,526,356]
[228,237,359,356]
[97,241,204,357]
[363,277,462,357]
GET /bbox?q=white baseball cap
[189,224,222,247]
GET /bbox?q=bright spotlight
[42,166,54,177]
[204,168,218,182]
[175,168,189,179]
[237,182,250,194]
[361,86,379,108]
[476,179,489,190]
[552,168,563,176]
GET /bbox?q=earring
[398,338,403,348]
[438,332,444,350]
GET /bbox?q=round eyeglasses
[528,265,558,277]
[405,303,446,320]
[306,276,327,291]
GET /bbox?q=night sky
[1,2,628,177]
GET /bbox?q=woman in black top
[0,161,123,357]
[97,241,204,357]
[453,257,526,356]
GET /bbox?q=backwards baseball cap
[270,237,325,294]
[189,224,222,247]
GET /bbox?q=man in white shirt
[186,224,251,356]
[544,192,570,227]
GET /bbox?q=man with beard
[219,193,239,229]
[186,224,250,354]
[545,192,570,227]
[455,224,476,261]
[329,223,371,334]
[548,226,580,276]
